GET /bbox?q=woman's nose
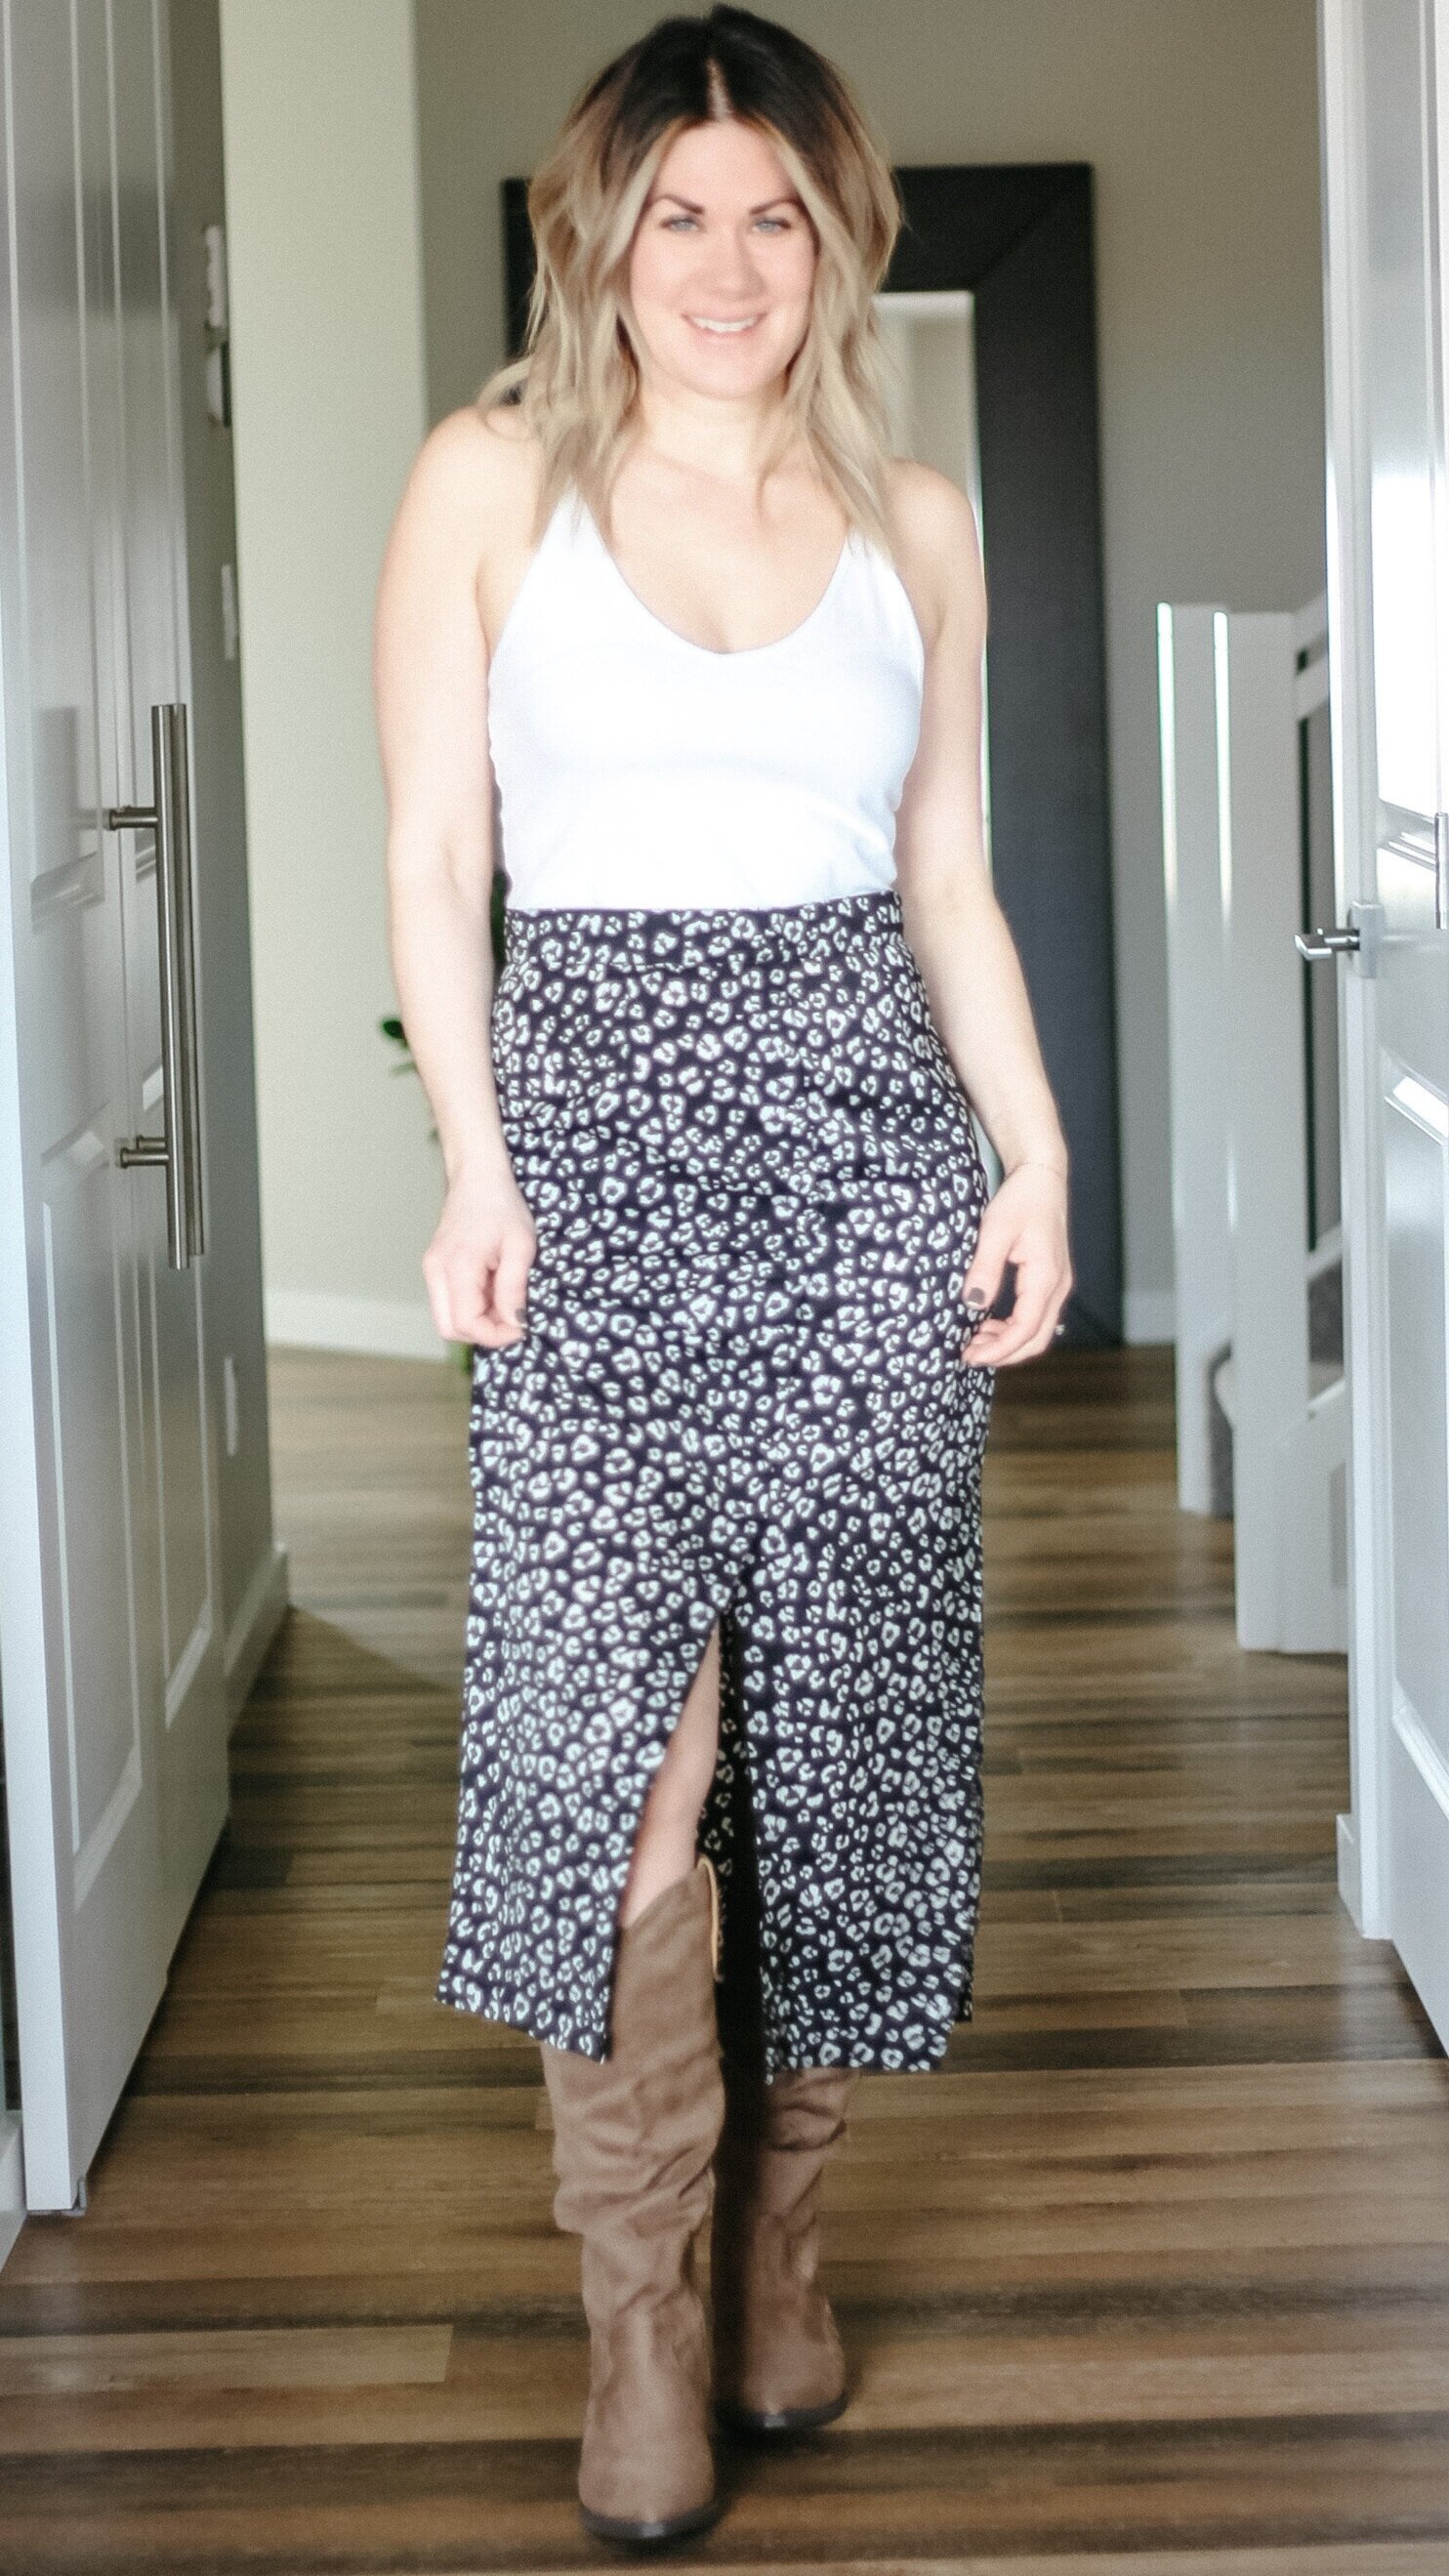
[694,229,764,298]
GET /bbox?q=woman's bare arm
[372,407,536,1348]
[889,462,1073,1366]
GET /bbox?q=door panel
[132,5,226,1933]
[40,1130,144,1887]
[1382,1062,1449,1773]
[1364,0,1444,815]
[1333,0,1449,2046]
[0,0,168,2210]
[0,0,226,2214]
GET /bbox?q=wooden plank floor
[1,1344,1446,2575]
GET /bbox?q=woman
[374,5,1071,2546]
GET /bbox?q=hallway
[0,1346,1445,2570]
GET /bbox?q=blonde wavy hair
[476,5,903,551]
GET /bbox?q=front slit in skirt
[435,887,996,2075]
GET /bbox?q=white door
[108,2,227,1961]
[1320,0,1449,2046]
[0,0,227,2213]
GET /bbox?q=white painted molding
[0,2116,23,2273]
[1123,1289,1176,1345]
[1156,590,1348,1649]
[1336,1808,1363,1930]
[1319,0,1392,1934]
[1158,601,1231,1504]
[264,1291,454,1362]
[1219,609,1317,1650]
[223,1541,292,1730]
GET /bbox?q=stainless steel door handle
[1295,899,1385,976]
[105,704,206,1268]
[1296,925,1360,959]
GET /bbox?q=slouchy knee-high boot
[711,2058,853,2432]
[540,1854,726,2544]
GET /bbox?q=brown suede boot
[540,1854,726,2544]
[710,2058,853,2432]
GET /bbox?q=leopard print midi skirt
[435,888,996,2075]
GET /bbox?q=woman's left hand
[959,1163,1073,1366]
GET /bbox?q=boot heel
[579,2494,723,2545]
[717,2387,849,2436]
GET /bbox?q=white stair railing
[1158,596,1348,1653]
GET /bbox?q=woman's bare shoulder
[399,399,544,548]
[879,456,985,651]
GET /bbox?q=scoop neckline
[581,501,853,661]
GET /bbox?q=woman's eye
[660,213,791,234]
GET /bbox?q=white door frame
[1319,0,1415,1942]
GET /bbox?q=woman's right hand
[423,1154,537,1349]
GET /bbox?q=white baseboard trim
[1336,1807,1364,1931]
[0,2114,25,2274]
[1123,1288,1176,1345]
[265,1290,451,1362]
[224,1539,292,1730]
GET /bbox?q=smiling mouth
[686,314,763,335]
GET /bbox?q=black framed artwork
[500,161,1122,1346]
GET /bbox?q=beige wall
[416,0,1328,1336]
[221,0,450,1356]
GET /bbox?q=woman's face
[626,118,818,404]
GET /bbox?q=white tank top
[486,488,926,911]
